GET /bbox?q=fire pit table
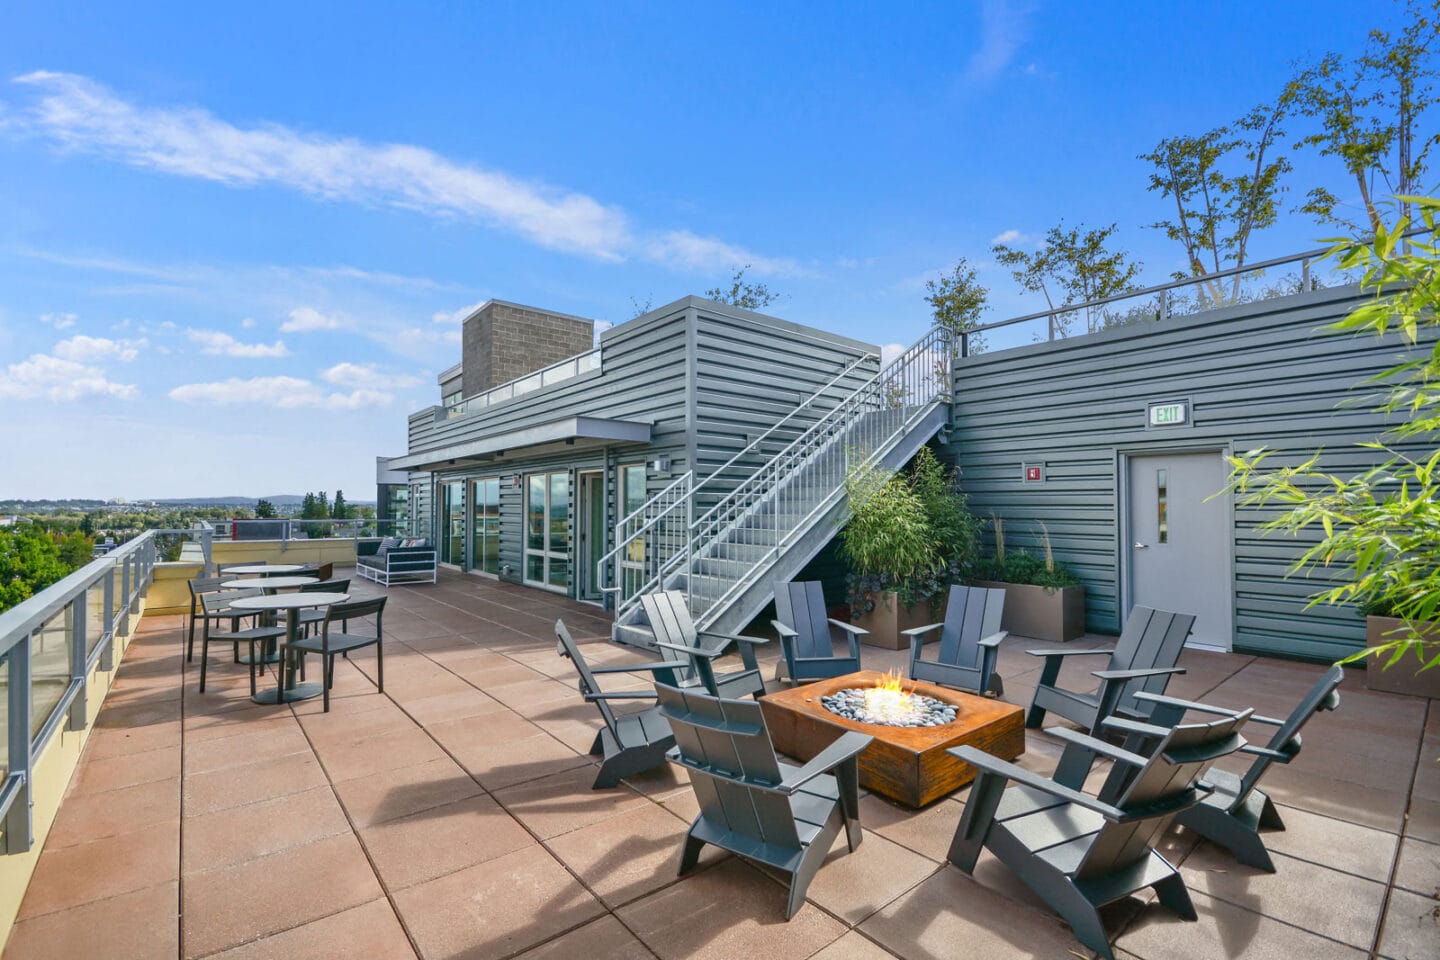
[760,670,1024,808]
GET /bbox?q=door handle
[1133,542,1148,549]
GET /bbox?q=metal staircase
[601,325,955,648]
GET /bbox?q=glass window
[1157,468,1169,544]
[470,478,501,575]
[524,472,571,591]
[442,481,466,565]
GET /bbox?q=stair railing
[603,325,952,627]
[684,324,953,627]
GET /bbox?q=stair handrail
[696,351,878,490]
[682,325,952,626]
[599,352,876,613]
[692,325,951,536]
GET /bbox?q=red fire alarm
[1024,464,1044,482]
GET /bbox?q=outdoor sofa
[355,537,437,586]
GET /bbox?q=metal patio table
[228,592,349,704]
[221,576,318,664]
[219,563,311,577]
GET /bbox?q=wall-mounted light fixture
[648,455,671,473]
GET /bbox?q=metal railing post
[6,637,33,853]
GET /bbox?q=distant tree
[705,266,782,310]
[627,295,654,319]
[1286,0,1439,234]
[1140,99,1291,304]
[924,257,990,353]
[0,525,77,612]
[54,531,93,569]
[300,492,316,518]
[993,222,1142,336]
[79,512,94,536]
[254,498,277,519]
[331,490,349,519]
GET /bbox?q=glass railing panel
[579,350,601,373]
[0,656,8,782]
[542,358,577,385]
[30,608,71,738]
[85,579,106,655]
[515,373,543,396]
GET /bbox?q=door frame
[467,476,500,580]
[1115,442,1237,651]
[438,478,468,570]
[575,470,606,602]
[523,470,572,594]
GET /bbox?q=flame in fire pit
[862,670,923,725]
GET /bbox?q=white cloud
[14,71,631,259]
[281,306,349,333]
[10,72,797,274]
[321,362,422,389]
[644,230,803,276]
[39,311,77,329]
[431,301,484,325]
[53,334,142,363]
[187,329,289,358]
[990,229,1023,245]
[0,353,137,401]
[964,1,1030,84]
[168,375,391,409]
[879,343,906,367]
[240,317,255,328]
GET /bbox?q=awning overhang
[386,416,652,472]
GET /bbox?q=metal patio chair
[772,580,865,683]
[187,575,259,664]
[1026,606,1193,734]
[657,682,872,919]
[948,709,1252,960]
[1100,664,1344,871]
[287,596,387,712]
[555,619,687,788]
[641,590,769,699]
[196,589,283,695]
[903,584,1006,695]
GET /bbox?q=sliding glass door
[440,481,465,566]
[470,477,500,576]
[525,472,570,591]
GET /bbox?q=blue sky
[0,1,1409,499]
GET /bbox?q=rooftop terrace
[5,571,1436,960]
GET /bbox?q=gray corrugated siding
[939,285,1424,662]
[398,297,877,599]
[408,305,691,456]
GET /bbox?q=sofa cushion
[376,536,401,557]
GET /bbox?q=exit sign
[1148,401,1189,427]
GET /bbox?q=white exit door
[1126,451,1233,650]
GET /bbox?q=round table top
[221,564,309,575]
[221,576,317,590]
[228,593,349,612]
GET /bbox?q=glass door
[576,471,604,600]
[525,472,571,591]
[441,481,465,566]
[470,477,500,575]
[618,464,646,597]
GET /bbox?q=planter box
[972,580,1085,643]
[1365,616,1440,698]
[853,591,940,650]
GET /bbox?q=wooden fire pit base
[759,670,1024,808]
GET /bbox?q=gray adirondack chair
[641,590,769,699]
[1026,606,1194,734]
[1099,664,1344,872]
[773,581,865,683]
[555,620,687,789]
[948,709,1252,960]
[903,584,1006,695]
[656,682,873,919]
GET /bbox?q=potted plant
[1225,198,1440,700]
[840,461,938,649]
[972,516,1085,643]
[840,449,981,648]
